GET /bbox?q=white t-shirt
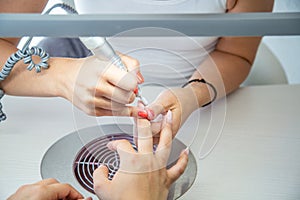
[74,0,227,86]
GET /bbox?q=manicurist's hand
[93,111,189,200]
[57,53,144,117]
[0,35,144,118]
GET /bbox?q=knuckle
[94,184,101,191]
[62,183,72,188]
[33,185,47,197]
[94,181,104,191]
[17,184,30,192]
[95,87,105,96]
[47,178,58,183]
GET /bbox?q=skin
[0,0,144,117]
[0,0,274,124]
[7,113,188,200]
[145,0,275,135]
[93,112,189,200]
[1,0,272,198]
[7,178,87,200]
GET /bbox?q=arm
[0,0,142,116]
[189,0,275,106]
[0,0,51,96]
[143,0,274,135]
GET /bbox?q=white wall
[263,0,300,84]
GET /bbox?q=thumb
[166,148,189,187]
[145,98,172,121]
[145,89,178,121]
[93,165,111,192]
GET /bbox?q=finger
[150,114,164,145]
[166,148,189,186]
[145,100,170,121]
[48,183,84,199]
[134,101,145,146]
[36,178,59,185]
[144,89,180,121]
[137,119,153,153]
[133,116,138,147]
[118,53,144,84]
[95,82,136,104]
[150,117,163,145]
[79,198,93,200]
[156,111,173,152]
[136,71,144,84]
[93,165,111,192]
[93,97,126,111]
[151,114,164,135]
[118,53,139,72]
[92,105,142,117]
[107,139,136,154]
[103,64,137,92]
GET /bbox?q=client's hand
[93,111,189,200]
[7,178,87,200]
[143,87,200,138]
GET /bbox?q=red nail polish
[137,71,144,83]
[138,111,148,118]
[134,87,138,94]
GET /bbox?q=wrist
[183,79,216,108]
[48,57,83,100]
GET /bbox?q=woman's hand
[93,112,189,200]
[8,178,88,200]
[59,54,144,117]
[142,85,206,137]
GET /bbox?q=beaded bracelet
[182,78,217,107]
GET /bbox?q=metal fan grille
[73,133,136,194]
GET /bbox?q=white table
[0,84,300,199]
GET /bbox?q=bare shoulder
[226,0,274,13]
[0,0,48,13]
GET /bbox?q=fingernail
[138,110,148,118]
[134,87,138,94]
[146,109,155,120]
[85,197,93,200]
[151,114,163,123]
[166,110,172,124]
[184,147,189,155]
[137,71,144,83]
